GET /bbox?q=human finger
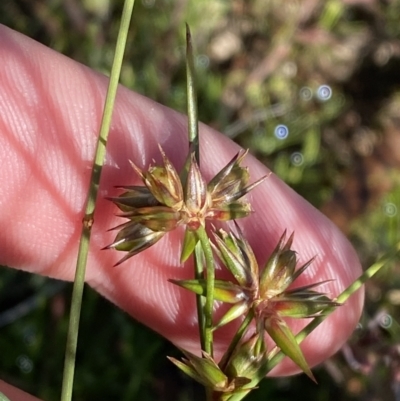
[0,24,363,376]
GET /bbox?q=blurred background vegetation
[1,0,400,400]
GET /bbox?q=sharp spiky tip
[106,226,119,233]
[246,172,271,192]
[186,23,192,44]
[113,254,132,267]
[235,149,249,164]
[265,316,317,383]
[168,278,179,286]
[102,237,126,250]
[102,244,136,267]
[113,247,146,267]
[291,257,317,282]
[129,159,144,178]
[157,144,169,162]
[285,231,295,249]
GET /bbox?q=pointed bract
[180,228,198,262]
[170,279,248,304]
[264,315,316,382]
[213,301,250,330]
[271,297,340,318]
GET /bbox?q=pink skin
[0,25,364,399]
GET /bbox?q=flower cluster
[106,141,340,393]
[168,332,267,400]
[172,226,340,382]
[105,146,266,265]
[104,25,343,401]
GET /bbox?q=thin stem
[196,227,215,401]
[196,225,215,357]
[60,1,135,400]
[185,24,209,400]
[183,21,206,357]
[194,241,206,350]
[185,24,199,161]
[226,253,395,401]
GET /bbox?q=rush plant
[102,21,386,401]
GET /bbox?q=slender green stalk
[227,253,396,401]
[185,23,207,355]
[185,25,213,401]
[194,241,206,350]
[196,226,215,357]
[60,1,135,400]
[196,226,215,401]
[185,24,199,161]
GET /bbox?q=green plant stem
[186,23,206,349]
[60,1,135,400]
[196,226,215,401]
[194,241,206,350]
[196,226,215,357]
[185,24,211,401]
[185,24,199,161]
[227,255,394,401]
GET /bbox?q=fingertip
[0,381,41,401]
